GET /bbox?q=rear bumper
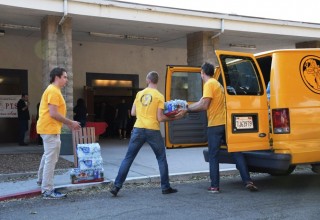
[203,149,291,171]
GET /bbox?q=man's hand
[173,109,188,119]
[68,120,81,131]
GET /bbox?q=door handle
[259,133,266,137]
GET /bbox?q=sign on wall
[0,95,20,118]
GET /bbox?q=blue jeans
[207,125,252,188]
[114,128,171,190]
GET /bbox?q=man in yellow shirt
[37,67,81,199]
[110,71,184,196]
[183,62,258,193]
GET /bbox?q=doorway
[0,69,28,143]
[86,73,140,138]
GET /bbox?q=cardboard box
[70,168,104,184]
[164,99,187,117]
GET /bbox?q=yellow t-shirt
[133,88,164,130]
[203,78,226,127]
[37,84,66,134]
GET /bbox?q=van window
[170,72,202,101]
[220,55,262,95]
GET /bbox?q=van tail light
[272,108,290,134]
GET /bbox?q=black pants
[18,120,28,144]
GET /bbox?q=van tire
[268,165,296,176]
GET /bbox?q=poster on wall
[0,95,20,118]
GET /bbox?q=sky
[120,0,320,24]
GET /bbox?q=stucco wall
[0,35,43,117]
[73,40,187,100]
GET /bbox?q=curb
[0,169,237,202]
[0,189,41,202]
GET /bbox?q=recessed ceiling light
[229,43,256,49]
[89,32,158,41]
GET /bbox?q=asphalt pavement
[0,138,236,201]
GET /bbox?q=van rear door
[215,50,270,152]
[165,66,208,148]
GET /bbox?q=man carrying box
[110,71,184,196]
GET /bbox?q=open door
[165,66,208,148]
[215,50,270,152]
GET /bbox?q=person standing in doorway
[115,99,131,139]
[37,67,81,199]
[17,93,30,146]
[73,98,87,127]
[110,71,184,196]
[181,62,258,193]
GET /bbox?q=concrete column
[187,31,220,67]
[41,16,73,119]
[296,41,320,48]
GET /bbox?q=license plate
[235,116,253,129]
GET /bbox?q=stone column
[186,31,221,100]
[41,16,73,119]
[296,41,320,48]
[187,31,220,66]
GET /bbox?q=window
[220,56,262,96]
[170,72,202,101]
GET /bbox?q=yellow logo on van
[300,56,320,94]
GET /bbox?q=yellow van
[165,49,320,175]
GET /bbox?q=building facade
[0,0,319,142]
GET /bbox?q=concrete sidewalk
[0,139,236,201]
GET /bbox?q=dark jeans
[18,119,28,144]
[207,125,252,188]
[114,128,171,190]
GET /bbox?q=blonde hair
[147,71,159,84]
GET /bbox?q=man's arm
[187,97,211,112]
[131,103,136,116]
[175,97,211,118]
[157,108,185,122]
[18,100,28,111]
[49,104,80,130]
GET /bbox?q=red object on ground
[29,120,37,141]
[85,122,108,136]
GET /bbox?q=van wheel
[311,164,320,174]
[268,165,296,176]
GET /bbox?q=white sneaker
[42,190,67,199]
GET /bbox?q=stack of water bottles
[70,143,104,184]
[164,99,188,117]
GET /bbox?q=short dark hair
[201,62,214,77]
[49,67,67,83]
[147,71,159,84]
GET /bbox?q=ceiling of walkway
[0,5,317,52]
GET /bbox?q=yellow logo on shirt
[140,94,152,106]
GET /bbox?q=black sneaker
[162,187,178,194]
[110,186,120,197]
